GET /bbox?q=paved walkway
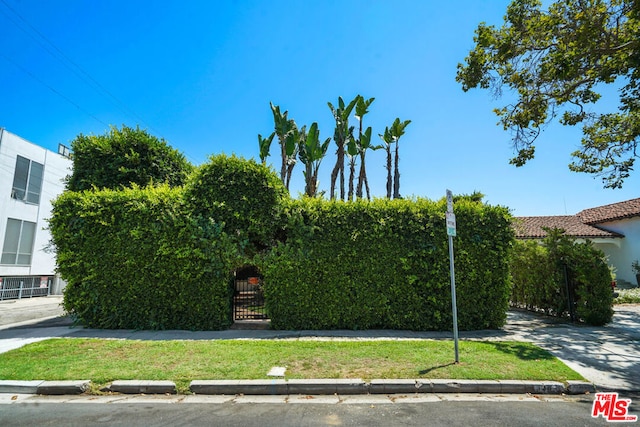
[1,296,639,391]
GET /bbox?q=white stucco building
[0,128,72,299]
[577,199,640,287]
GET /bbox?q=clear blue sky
[1,0,637,216]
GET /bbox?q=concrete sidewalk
[1,296,638,393]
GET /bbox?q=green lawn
[0,338,583,394]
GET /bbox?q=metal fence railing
[0,276,52,301]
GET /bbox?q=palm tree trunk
[305,163,314,197]
[330,145,343,200]
[364,173,371,201]
[348,157,356,201]
[310,165,318,197]
[356,151,363,199]
[339,154,345,200]
[386,144,392,199]
[285,160,295,191]
[393,141,400,199]
[280,141,287,184]
[357,152,371,201]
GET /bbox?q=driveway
[481,305,640,391]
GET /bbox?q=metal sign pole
[448,233,459,363]
[446,190,459,364]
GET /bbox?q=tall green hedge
[184,154,288,253]
[260,197,513,331]
[50,153,516,332]
[66,125,193,191]
[510,229,614,326]
[49,185,240,330]
[510,240,562,313]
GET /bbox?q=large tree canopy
[457,0,640,188]
[66,125,193,191]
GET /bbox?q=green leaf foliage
[510,229,614,326]
[298,122,331,197]
[456,0,640,188]
[260,197,514,331]
[183,154,289,253]
[51,151,515,332]
[66,125,193,191]
[258,132,275,164]
[49,185,240,330]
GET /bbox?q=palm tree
[390,118,411,199]
[356,127,375,200]
[346,128,358,201]
[284,124,300,191]
[298,122,331,197]
[270,102,298,189]
[328,96,358,200]
[354,96,375,200]
[379,127,394,199]
[257,132,275,165]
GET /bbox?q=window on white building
[1,218,37,265]
[11,155,44,204]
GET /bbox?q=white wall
[0,129,72,277]
[594,217,640,286]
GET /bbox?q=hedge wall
[510,229,614,326]
[184,154,288,254]
[260,197,514,331]
[50,154,515,332]
[49,185,240,330]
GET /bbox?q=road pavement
[0,394,615,427]
[1,296,639,392]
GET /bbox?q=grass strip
[0,338,583,394]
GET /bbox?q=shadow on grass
[418,362,457,375]
[485,342,555,361]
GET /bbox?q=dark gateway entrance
[233,266,268,321]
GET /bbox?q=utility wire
[0,51,109,127]
[0,0,199,165]
[0,0,154,130]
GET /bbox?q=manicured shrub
[510,240,564,314]
[51,150,515,332]
[510,229,614,326]
[260,197,513,331]
[49,185,240,330]
[66,125,192,191]
[184,154,288,253]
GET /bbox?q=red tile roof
[577,198,640,224]
[513,216,624,239]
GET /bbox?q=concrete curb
[190,379,288,395]
[1,379,595,396]
[37,380,91,395]
[0,380,43,394]
[107,380,176,394]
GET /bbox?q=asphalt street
[0,394,618,427]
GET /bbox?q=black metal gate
[233,277,268,320]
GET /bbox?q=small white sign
[267,366,287,377]
[446,212,456,237]
[446,189,454,213]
